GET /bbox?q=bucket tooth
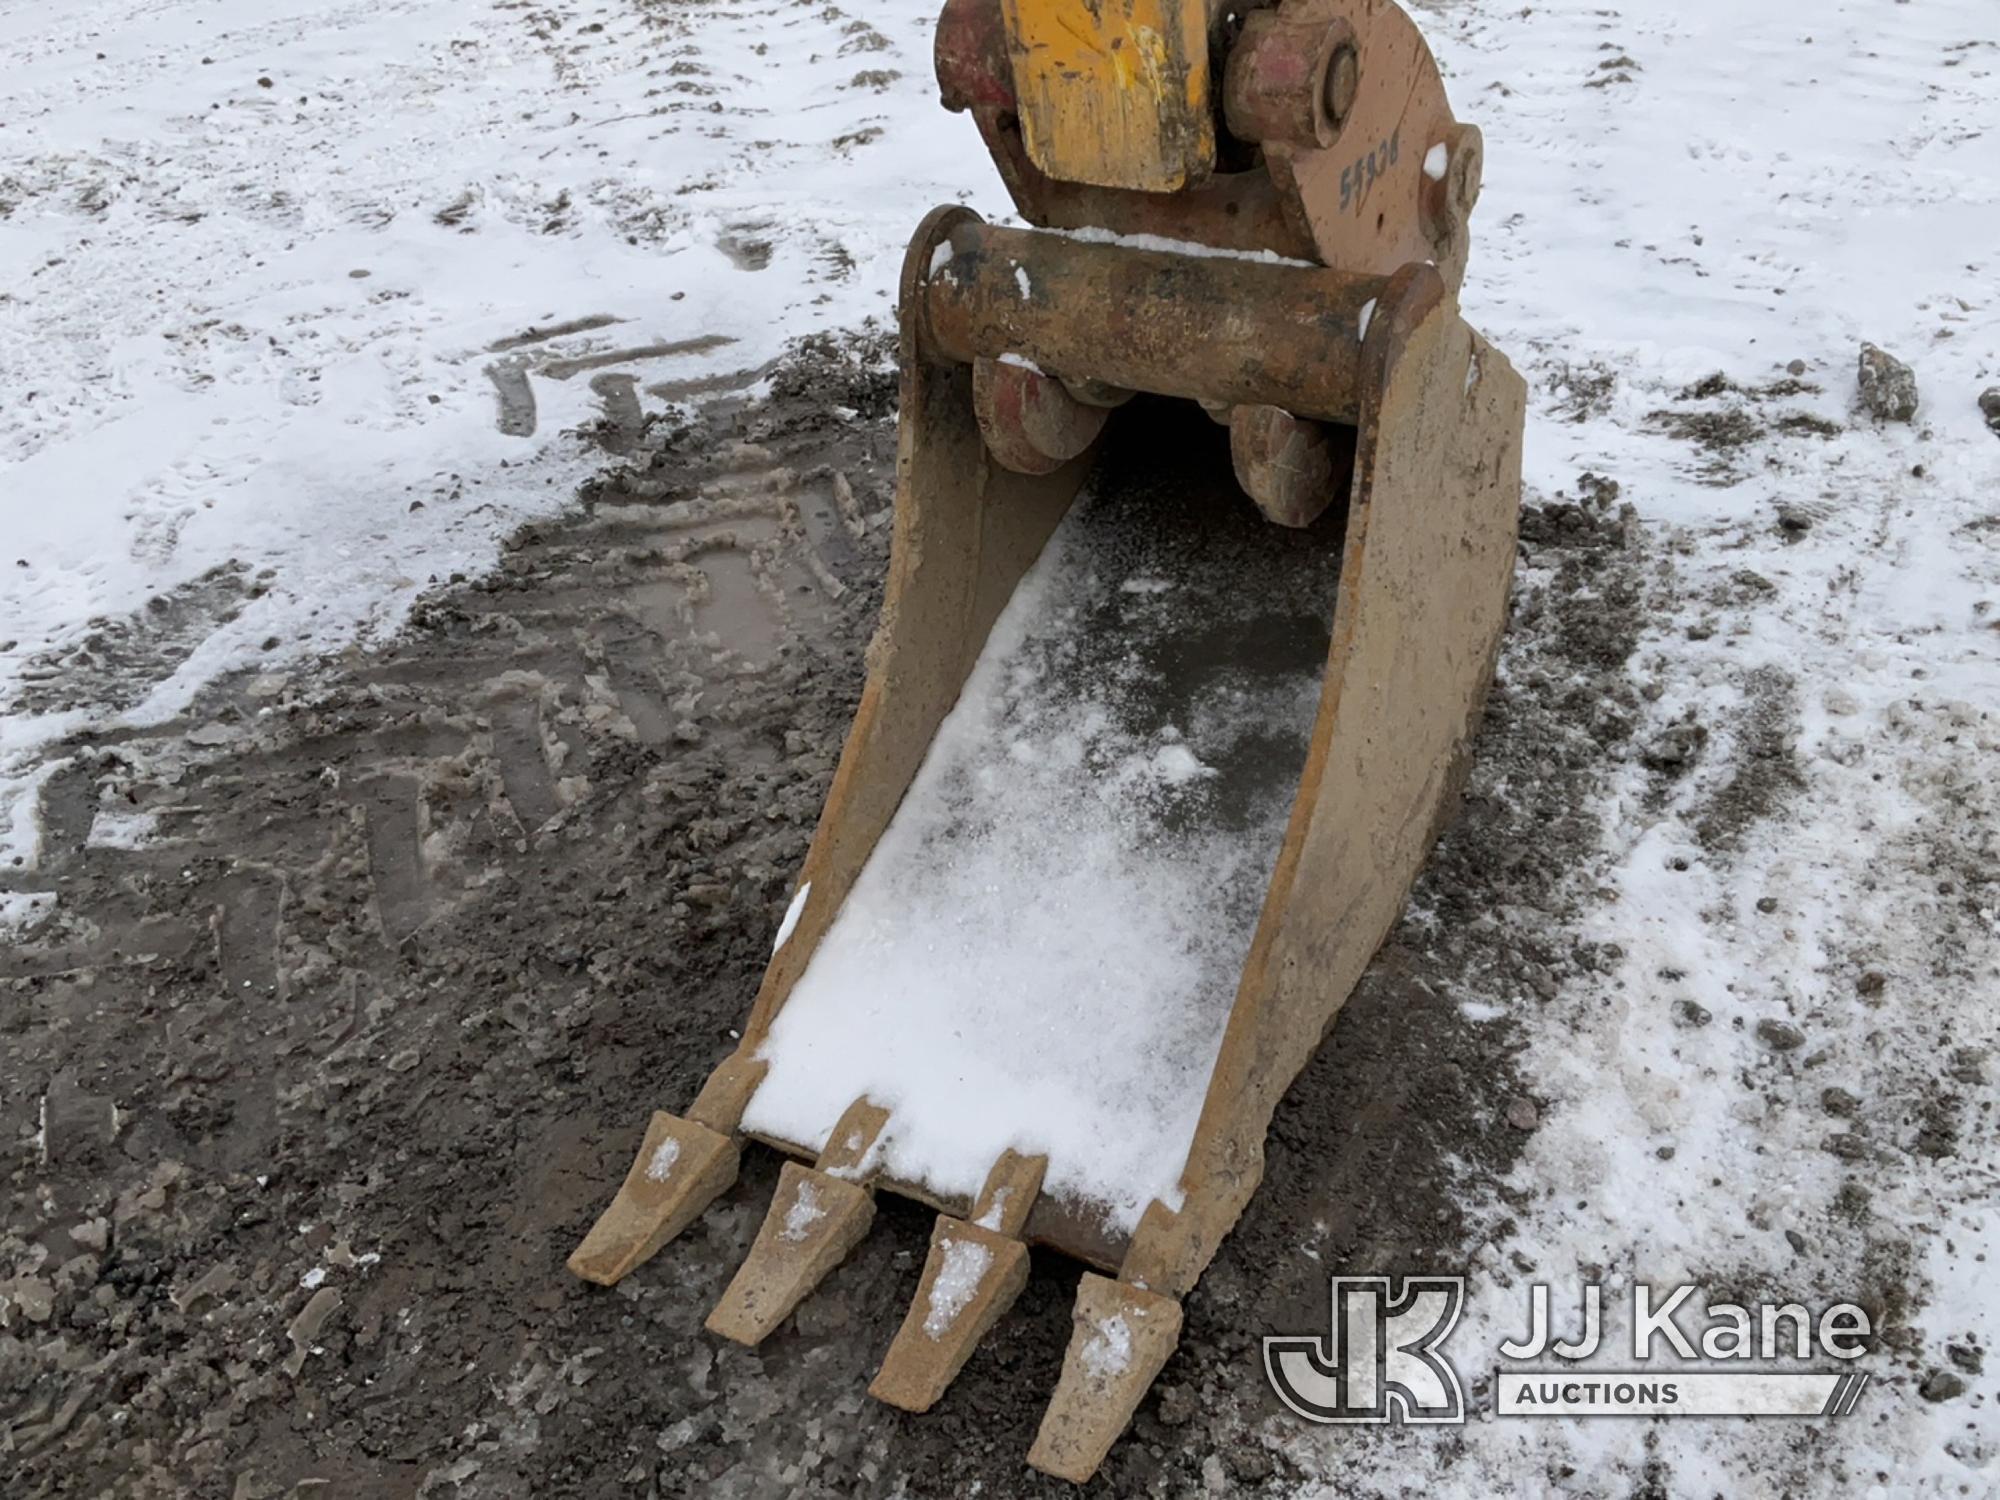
[868,1152,1045,1412]
[813,1096,892,1178]
[1027,1274,1183,1484]
[705,1160,875,1345]
[708,1095,889,1343]
[685,1051,767,1134]
[968,1148,1045,1236]
[869,1217,1029,1412]
[566,1111,740,1287]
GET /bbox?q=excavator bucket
[570,0,1524,1481]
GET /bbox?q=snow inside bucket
[743,423,1342,1232]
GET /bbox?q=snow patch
[1357,298,1378,341]
[923,1237,994,1337]
[1151,744,1214,785]
[86,809,159,851]
[645,1138,681,1183]
[1081,1314,1133,1380]
[772,882,811,954]
[822,1128,889,1182]
[780,1181,825,1243]
[1051,225,1317,267]
[0,892,56,940]
[1423,142,1450,181]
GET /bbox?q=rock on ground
[1856,342,1919,422]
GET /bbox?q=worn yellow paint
[1001,0,1214,193]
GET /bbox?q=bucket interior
[741,403,1348,1233]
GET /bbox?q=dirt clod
[1918,1370,1967,1403]
[1756,1019,1807,1052]
[1856,342,1919,422]
[1691,665,1803,854]
[1642,721,1708,774]
[1155,1382,1197,1427]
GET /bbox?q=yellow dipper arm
[1001,0,1216,192]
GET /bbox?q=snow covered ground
[0,0,993,871]
[1301,0,2000,1492]
[5,0,1998,1492]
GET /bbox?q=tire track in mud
[0,334,1645,1496]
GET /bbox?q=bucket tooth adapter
[570,0,1524,1481]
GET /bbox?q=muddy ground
[0,336,1650,1497]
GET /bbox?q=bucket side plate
[1126,275,1527,1295]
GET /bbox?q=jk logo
[1264,1276,1467,1424]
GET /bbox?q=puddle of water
[687,545,784,663]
